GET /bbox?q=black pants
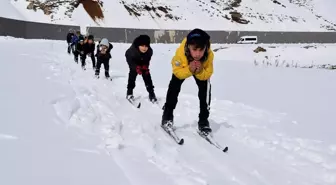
[74,52,96,68]
[127,69,154,95]
[73,51,80,63]
[95,59,110,77]
[164,74,211,121]
[82,54,96,68]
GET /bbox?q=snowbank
[212,43,336,69]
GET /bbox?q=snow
[311,0,336,23]
[2,0,336,31]
[0,36,336,185]
[0,0,26,20]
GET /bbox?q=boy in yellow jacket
[161,28,214,134]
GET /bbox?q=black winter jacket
[67,33,74,43]
[75,42,85,54]
[125,44,153,71]
[83,42,95,55]
[95,42,113,61]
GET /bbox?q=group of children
[66,28,214,135]
[66,30,112,78]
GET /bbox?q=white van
[237,36,258,44]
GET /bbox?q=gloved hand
[136,65,142,75]
[142,65,149,75]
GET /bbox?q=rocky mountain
[8,0,336,31]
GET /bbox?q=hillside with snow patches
[1,35,336,184]
[1,0,336,31]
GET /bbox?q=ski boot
[105,71,111,80]
[161,106,174,130]
[198,119,212,136]
[149,92,157,103]
[126,90,137,103]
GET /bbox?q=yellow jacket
[171,38,214,81]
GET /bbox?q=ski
[161,123,184,145]
[197,130,228,153]
[127,96,141,108]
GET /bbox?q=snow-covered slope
[0,0,26,20]
[1,0,336,31]
[1,36,336,184]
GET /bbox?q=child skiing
[66,29,75,54]
[73,35,85,66]
[83,35,96,70]
[125,34,157,103]
[95,38,113,79]
[70,30,82,55]
[161,28,214,135]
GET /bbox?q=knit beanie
[186,28,210,49]
[87,35,94,41]
[134,35,150,47]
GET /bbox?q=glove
[142,65,149,75]
[136,65,142,75]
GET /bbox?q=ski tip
[178,138,184,145]
[223,147,228,153]
[137,103,141,108]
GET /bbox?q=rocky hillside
[9,0,336,31]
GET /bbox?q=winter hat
[78,35,84,42]
[186,28,210,49]
[87,35,94,41]
[134,35,150,47]
[100,38,109,47]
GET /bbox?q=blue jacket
[71,35,79,45]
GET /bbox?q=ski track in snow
[36,42,336,185]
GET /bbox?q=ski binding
[161,122,184,145]
[127,95,141,108]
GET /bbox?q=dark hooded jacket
[83,42,95,55]
[125,35,153,71]
[67,32,74,43]
[83,35,95,55]
[75,35,85,54]
[95,41,113,61]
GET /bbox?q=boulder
[254,46,267,53]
